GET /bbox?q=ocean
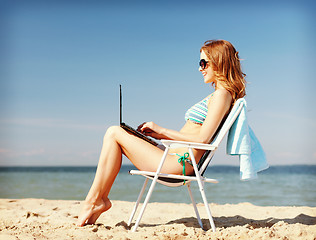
[0,165,315,207]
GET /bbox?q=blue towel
[226,99,269,180]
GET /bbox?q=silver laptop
[120,85,158,146]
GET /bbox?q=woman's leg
[78,126,188,226]
[77,126,123,226]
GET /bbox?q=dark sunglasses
[199,59,209,70]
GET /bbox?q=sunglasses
[199,59,209,70]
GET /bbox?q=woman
[78,39,246,226]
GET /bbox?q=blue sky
[0,0,315,166]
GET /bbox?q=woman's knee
[104,126,122,140]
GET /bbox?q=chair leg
[198,181,216,232]
[187,182,204,230]
[188,148,216,232]
[131,148,170,232]
[128,178,149,226]
[131,175,158,232]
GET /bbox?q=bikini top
[185,95,212,124]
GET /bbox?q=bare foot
[87,197,112,224]
[77,198,111,226]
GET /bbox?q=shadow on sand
[116,213,316,231]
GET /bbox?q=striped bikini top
[185,95,212,124]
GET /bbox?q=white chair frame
[127,99,245,232]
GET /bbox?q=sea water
[0,165,315,207]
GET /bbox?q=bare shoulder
[210,89,232,106]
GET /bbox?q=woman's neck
[214,82,225,91]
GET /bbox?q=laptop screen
[120,84,122,124]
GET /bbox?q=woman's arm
[139,89,232,143]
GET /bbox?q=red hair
[200,40,246,103]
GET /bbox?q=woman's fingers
[137,122,152,132]
[137,122,146,131]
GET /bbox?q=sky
[0,0,315,166]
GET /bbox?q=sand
[0,198,315,240]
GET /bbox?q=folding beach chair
[127,98,245,232]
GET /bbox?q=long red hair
[200,40,246,103]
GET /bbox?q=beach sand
[0,199,315,240]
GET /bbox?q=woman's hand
[137,121,165,140]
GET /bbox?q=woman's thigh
[109,126,186,174]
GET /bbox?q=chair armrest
[161,139,216,150]
[129,170,219,183]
